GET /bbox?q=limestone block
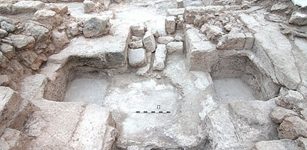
[166,41,183,54]
[143,31,156,52]
[128,48,147,67]
[153,44,167,71]
[165,16,176,34]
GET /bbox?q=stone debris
[201,24,224,42]
[128,48,147,67]
[153,44,167,71]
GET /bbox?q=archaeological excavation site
[1,0,307,149]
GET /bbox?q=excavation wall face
[210,54,280,100]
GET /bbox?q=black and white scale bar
[135,111,171,114]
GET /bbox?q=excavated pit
[64,70,110,104]
[210,53,281,102]
[42,57,194,149]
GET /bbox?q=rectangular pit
[210,54,280,102]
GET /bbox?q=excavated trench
[41,49,282,150]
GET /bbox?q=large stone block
[153,44,167,71]
[157,36,174,44]
[217,32,246,50]
[143,31,156,52]
[128,48,147,67]
[185,28,217,71]
[165,16,176,34]
[166,41,183,54]
[254,29,300,89]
